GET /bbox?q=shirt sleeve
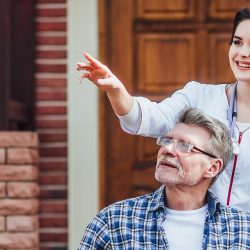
[118,81,199,137]
[117,98,142,134]
[78,214,111,250]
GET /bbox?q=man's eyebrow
[233,36,243,40]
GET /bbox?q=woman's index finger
[83,52,103,68]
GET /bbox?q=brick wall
[34,0,68,249]
[0,132,39,249]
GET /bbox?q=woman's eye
[232,39,242,46]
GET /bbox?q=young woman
[77,6,250,211]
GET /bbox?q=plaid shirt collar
[149,185,222,216]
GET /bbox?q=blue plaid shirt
[78,186,250,249]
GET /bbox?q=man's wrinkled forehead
[167,123,211,146]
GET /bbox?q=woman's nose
[239,45,250,57]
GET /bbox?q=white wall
[67,1,98,249]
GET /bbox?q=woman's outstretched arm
[77,52,134,116]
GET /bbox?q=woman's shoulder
[183,81,229,97]
[185,81,228,90]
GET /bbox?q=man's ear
[204,159,223,179]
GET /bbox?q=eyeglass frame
[156,136,217,159]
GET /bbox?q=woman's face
[229,19,250,84]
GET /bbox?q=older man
[78,108,250,249]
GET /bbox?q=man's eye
[178,140,189,148]
[164,138,173,144]
[178,140,188,145]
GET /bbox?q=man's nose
[161,143,177,156]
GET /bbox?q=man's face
[155,123,212,187]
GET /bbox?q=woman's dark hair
[229,5,250,45]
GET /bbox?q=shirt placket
[157,209,170,250]
[201,213,210,249]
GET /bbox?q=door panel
[208,32,235,82]
[99,0,243,207]
[137,33,197,93]
[136,0,196,20]
[208,0,248,19]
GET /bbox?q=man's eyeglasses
[156,137,217,158]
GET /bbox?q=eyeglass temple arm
[193,146,217,158]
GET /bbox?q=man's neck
[165,186,208,210]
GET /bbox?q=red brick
[0,232,38,248]
[36,106,67,115]
[36,50,67,59]
[39,133,66,142]
[7,183,40,198]
[0,199,39,215]
[40,215,67,228]
[7,215,38,231]
[0,183,6,198]
[36,0,66,3]
[39,161,67,171]
[36,91,66,101]
[40,201,67,213]
[0,217,5,231]
[35,22,66,32]
[0,149,5,164]
[39,189,67,199]
[40,147,67,157]
[7,148,39,164]
[39,173,66,185]
[0,166,38,181]
[40,244,67,250]
[40,231,67,242]
[36,63,66,73]
[19,248,39,250]
[36,35,66,45]
[0,132,38,147]
[35,120,66,129]
[36,78,66,87]
[36,8,66,18]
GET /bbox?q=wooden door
[99,0,247,207]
